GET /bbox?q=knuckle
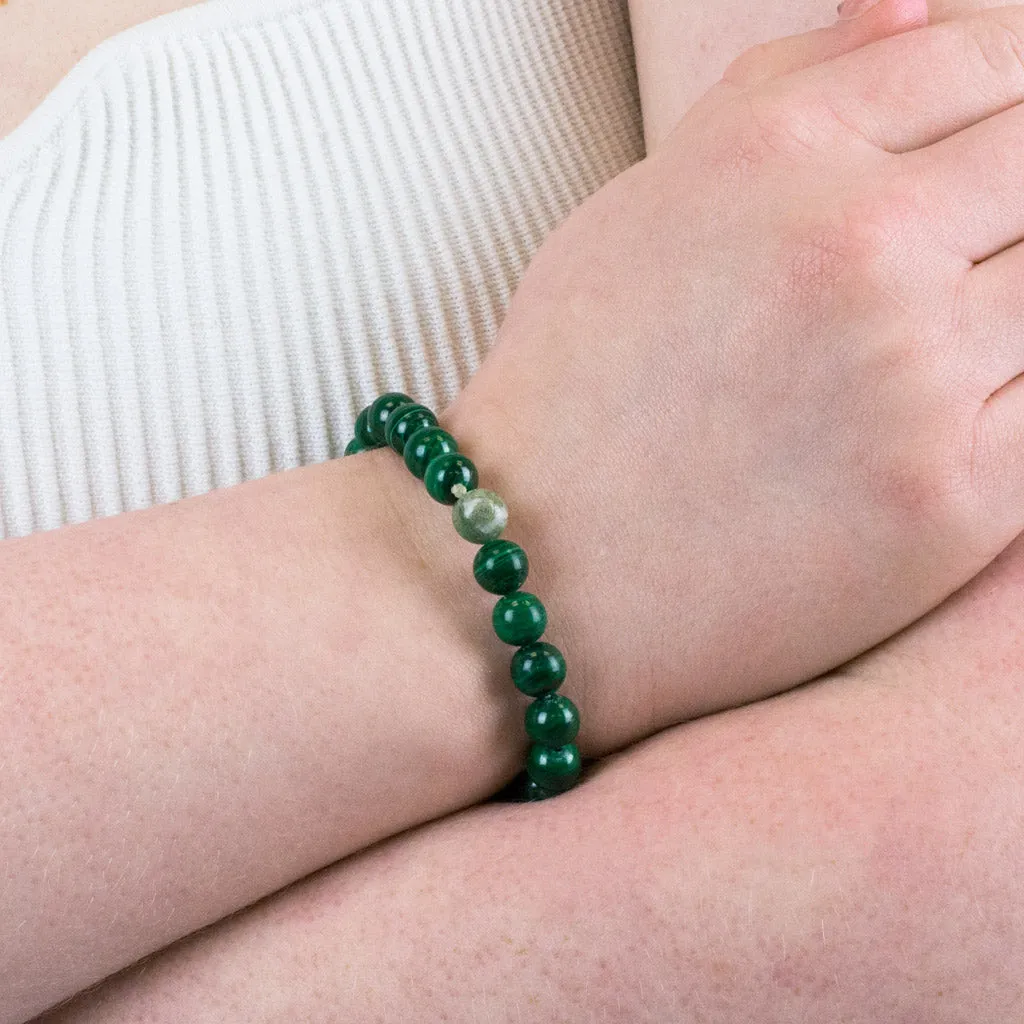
[840,203,903,279]
[870,379,982,542]
[775,215,856,306]
[874,456,941,524]
[709,92,820,177]
[964,404,1016,546]
[960,15,1024,99]
[721,42,773,88]
[833,177,924,282]
[874,431,963,531]
[840,201,896,269]
[777,190,910,305]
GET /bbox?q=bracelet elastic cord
[346,392,582,802]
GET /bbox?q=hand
[444,4,1024,752]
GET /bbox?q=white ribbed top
[0,0,642,538]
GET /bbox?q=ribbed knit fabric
[0,0,642,538]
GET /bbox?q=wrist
[438,387,624,758]
[328,446,527,792]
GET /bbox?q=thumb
[722,0,929,89]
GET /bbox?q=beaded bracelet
[344,392,581,802]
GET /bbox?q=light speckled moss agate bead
[348,394,582,800]
[367,392,413,445]
[527,743,581,793]
[492,592,547,646]
[452,489,508,543]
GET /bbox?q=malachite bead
[344,437,373,457]
[354,407,378,448]
[424,453,478,505]
[492,592,547,646]
[525,694,580,747]
[385,403,438,454]
[367,392,414,445]
[510,641,566,696]
[452,488,508,544]
[404,426,458,479]
[524,778,557,802]
[527,743,581,794]
[473,540,529,595]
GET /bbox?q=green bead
[403,426,458,479]
[452,489,508,544]
[527,743,581,794]
[473,540,529,595]
[354,407,378,448]
[367,392,414,444]
[385,403,438,454]
[525,694,580,747]
[424,453,478,505]
[510,641,566,696]
[344,437,373,456]
[523,778,557,802]
[493,592,547,646]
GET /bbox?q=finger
[722,0,928,89]
[774,7,1024,153]
[960,240,1024,388]
[902,99,1024,262]
[971,372,1024,546]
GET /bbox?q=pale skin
[37,533,1024,1021]
[1,0,1023,1020]
[630,0,828,148]
[629,0,1006,150]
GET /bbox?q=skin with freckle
[38,533,1024,1021]
[7,0,1024,1019]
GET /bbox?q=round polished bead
[527,743,581,794]
[344,437,373,457]
[493,592,547,646]
[385,404,438,454]
[525,694,580,747]
[367,392,414,445]
[354,407,378,448]
[524,778,557,802]
[473,540,529,595]
[510,641,566,696]
[404,426,458,479]
[452,489,508,544]
[424,453,478,505]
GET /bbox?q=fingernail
[837,0,884,19]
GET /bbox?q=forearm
[38,556,1024,1024]
[12,1,1024,1017]
[0,448,523,1024]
